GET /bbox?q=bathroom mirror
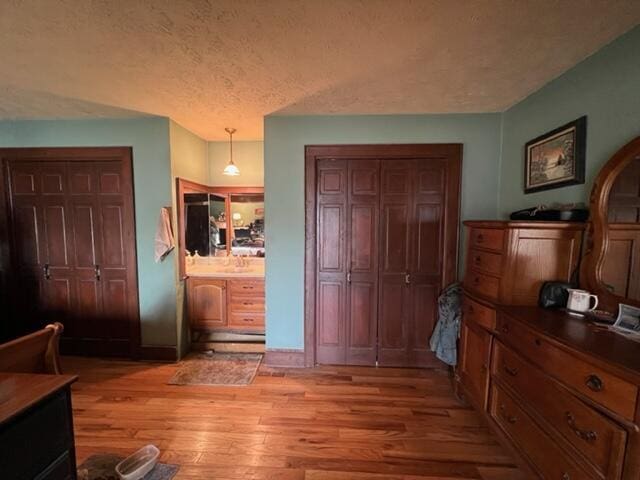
[176,178,264,277]
[230,193,265,256]
[583,136,640,311]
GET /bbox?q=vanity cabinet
[187,277,265,333]
[187,278,227,330]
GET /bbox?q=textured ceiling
[0,1,638,140]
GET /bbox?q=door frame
[0,147,141,358]
[304,144,462,367]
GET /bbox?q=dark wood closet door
[407,160,449,367]
[315,159,348,364]
[346,160,379,365]
[377,160,413,366]
[5,161,76,336]
[307,144,461,368]
[2,148,139,356]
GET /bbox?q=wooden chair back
[0,323,63,374]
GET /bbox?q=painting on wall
[524,116,586,194]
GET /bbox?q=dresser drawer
[493,341,627,479]
[497,314,638,420]
[489,383,598,480]
[464,270,500,301]
[229,312,265,328]
[468,248,502,276]
[229,295,265,312]
[469,228,505,252]
[462,296,496,331]
[229,280,265,296]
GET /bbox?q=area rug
[77,453,178,480]
[167,352,263,386]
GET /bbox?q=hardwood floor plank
[61,357,526,479]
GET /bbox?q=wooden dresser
[458,221,640,479]
[0,373,78,480]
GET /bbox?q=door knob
[405,273,411,285]
[95,265,101,281]
[347,271,352,283]
[43,263,51,280]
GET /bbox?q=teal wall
[0,118,178,348]
[499,26,640,217]
[208,141,264,186]
[264,114,502,349]
[168,120,208,357]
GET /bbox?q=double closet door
[315,148,460,367]
[1,148,139,356]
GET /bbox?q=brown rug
[168,352,263,386]
[77,453,178,480]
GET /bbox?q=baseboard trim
[264,348,305,368]
[139,345,178,362]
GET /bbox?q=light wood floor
[63,356,527,479]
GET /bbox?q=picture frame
[524,116,586,194]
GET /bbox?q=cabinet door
[188,279,227,330]
[459,319,492,410]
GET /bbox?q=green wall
[0,117,178,348]
[499,26,640,216]
[208,140,264,186]
[169,120,208,357]
[264,114,502,349]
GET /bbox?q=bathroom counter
[186,266,265,278]
[186,258,265,278]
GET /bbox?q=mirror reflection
[230,193,265,257]
[601,156,640,300]
[184,191,265,258]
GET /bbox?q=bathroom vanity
[186,257,265,334]
[177,178,266,340]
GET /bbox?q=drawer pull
[243,318,254,322]
[501,324,509,334]
[243,302,253,305]
[476,234,484,244]
[242,286,254,290]
[585,374,604,392]
[474,256,482,265]
[473,276,481,286]
[562,474,570,480]
[499,404,517,424]
[503,364,518,376]
[565,412,598,443]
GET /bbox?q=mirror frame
[582,136,640,312]
[176,178,264,278]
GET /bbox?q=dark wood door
[315,159,348,364]
[377,160,413,366]
[346,160,379,365]
[308,145,461,368]
[1,148,139,357]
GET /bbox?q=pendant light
[223,127,240,176]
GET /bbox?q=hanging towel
[155,207,175,262]
[429,283,462,366]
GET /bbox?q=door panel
[316,159,348,364]
[378,160,413,366]
[3,150,139,356]
[346,160,379,364]
[311,147,461,368]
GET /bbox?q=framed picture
[524,116,586,194]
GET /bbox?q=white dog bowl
[115,444,160,480]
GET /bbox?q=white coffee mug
[566,289,598,312]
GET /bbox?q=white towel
[154,207,175,262]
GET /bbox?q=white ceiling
[0,1,638,140]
